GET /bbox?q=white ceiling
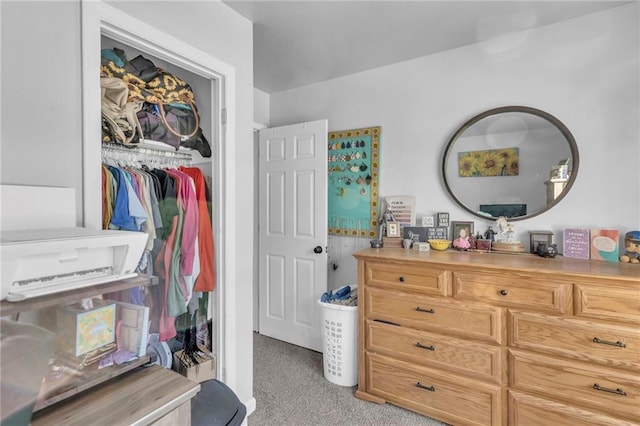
[222,0,632,94]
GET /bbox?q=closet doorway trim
[80,0,238,388]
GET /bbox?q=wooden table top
[31,365,200,426]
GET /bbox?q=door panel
[267,172,285,235]
[266,254,285,319]
[295,170,315,237]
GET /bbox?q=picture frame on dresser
[436,212,450,227]
[386,222,401,238]
[451,221,474,243]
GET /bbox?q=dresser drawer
[367,353,502,426]
[364,261,450,297]
[509,311,640,372]
[365,287,504,344]
[509,349,640,422]
[509,391,637,426]
[366,320,503,383]
[453,271,572,314]
[574,281,640,325]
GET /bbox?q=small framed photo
[437,212,450,227]
[421,215,435,227]
[451,221,474,244]
[386,222,401,238]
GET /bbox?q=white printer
[0,227,147,302]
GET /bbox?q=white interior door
[259,120,328,352]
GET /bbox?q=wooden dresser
[353,248,640,426]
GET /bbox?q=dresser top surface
[354,248,640,282]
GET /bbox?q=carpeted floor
[250,332,448,426]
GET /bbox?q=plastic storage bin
[318,292,358,387]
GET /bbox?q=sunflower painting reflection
[458,148,519,177]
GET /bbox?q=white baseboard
[244,396,256,417]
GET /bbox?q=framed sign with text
[328,126,381,238]
[427,227,449,240]
[437,212,450,227]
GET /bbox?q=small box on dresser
[382,237,402,248]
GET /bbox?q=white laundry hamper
[318,291,358,387]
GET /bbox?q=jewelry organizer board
[327,126,380,238]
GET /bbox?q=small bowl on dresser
[428,239,451,251]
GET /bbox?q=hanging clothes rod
[102,142,192,160]
[102,142,192,168]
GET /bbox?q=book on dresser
[563,228,590,259]
[590,228,620,262]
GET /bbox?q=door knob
[313,246,323,254]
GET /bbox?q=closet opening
[81,1,238,386]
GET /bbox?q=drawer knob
[416,382,435,392]
[593,383,627,396]
[592,337,626,348]
[415,307,435,314]
[416,342,435,351]
[499,289,508,296]
[398,276,405,283]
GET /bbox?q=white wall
[1,1,84,221]
[254,88,270,126]
[270,4,640,289]
[1,0,255,408]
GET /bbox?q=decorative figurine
[491,216,525,253]
[379,205,397,238]
[619,231,640,264]
[536,242,558,258]
[484,226,496,242]
[468,232,477,250]
[495,216,517,243]
[383,206,396,224]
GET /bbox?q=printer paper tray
[6,272,138,302]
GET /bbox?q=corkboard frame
[327,126,381,238]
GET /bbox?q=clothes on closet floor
[102,163,215,341]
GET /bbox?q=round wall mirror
[442,106,579,221]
